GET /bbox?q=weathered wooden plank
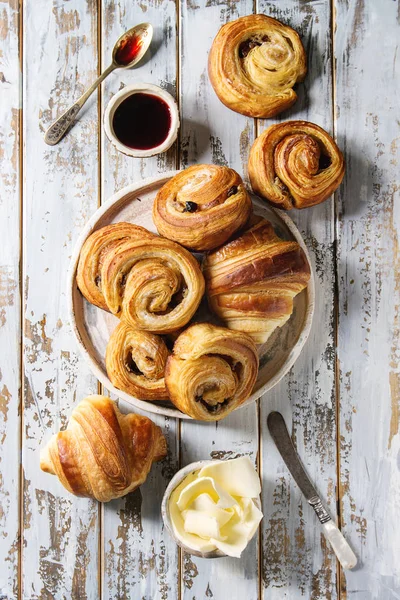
[0,0,21,597]
[256,2,338,598]
[22,1,100,598]
[179,1,260,598]
[100,1,179,598]
[335,1,400,598]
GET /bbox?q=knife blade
[267,411,357,570]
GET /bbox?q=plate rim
[68,172,315,420]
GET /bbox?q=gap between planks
[330,0,346,598]
[18,0,25,596]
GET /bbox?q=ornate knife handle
[44,63,115,146]
[308,495,331,524]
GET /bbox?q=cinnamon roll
[208,14,307,118]
[165,323,258,421]
[106,322,170,401]
[77,222,154,310]
[248,121,345,209]
[203,217,310,343]
[101,236,205,333]
[153,165,252,251]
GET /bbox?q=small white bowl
[104,83,180,158]
[161,460,262,559]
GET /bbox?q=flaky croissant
[106,321,169,401]
[208,14,307,118]
[77,222,154,310]
[203,218,310,344]
[165,323,258,421]
[40,395,167,502]
[152,165,252,251]
[248,121,345,209]
[101,236,205,333]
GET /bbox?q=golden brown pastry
[248,121,345,209]
[208,14,307,118]
[152,165,252,251]
[203,218,310,343]
[77,222,154,309]
[101,236,205,333]
[165,323,258,421]
[106,321,169,401]
[40,395,167,502]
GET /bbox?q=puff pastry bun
[77,223,205,334]
[203,217,310,343]
[153,165,252,251]
[165,323,258,421]
[77,222,154,310]
[101,236,204,333]
[208,14,307,118]
[106,322,169,401]
[249,121,345,209]
[40,395,167,502]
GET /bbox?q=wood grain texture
[257,2,338,598]
[100,1,180,598]
[178,0,260,597]
[335,0,400,598]
[22,1,100,598]
[0,0,21,597]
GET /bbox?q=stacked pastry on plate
[76,164,315,422]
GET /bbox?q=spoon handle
[44,63,115,146]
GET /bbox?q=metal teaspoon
[44,23,153,146]
[267,411,357,570]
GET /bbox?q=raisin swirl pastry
[106,321,169,401]
[208,14,307,118]
[203,217,311,344]
[165,323,258,421]
[77,222,154,309]
[101,236,205,333]
[153,165,252,251]
[40,395,167,502]
[248,121,345,209]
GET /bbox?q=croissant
[248,121,345,209]
[208,14,307,118]
[77,222,154,310]
[106,321,169,401]
[101,236,205,333]
[152,165,252,251]
[203,218,310,344]
[165,323,258,421]
[40,395,167,502]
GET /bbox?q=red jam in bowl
[112,93,172,151]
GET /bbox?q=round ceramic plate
[68,172,315,419]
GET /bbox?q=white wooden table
[1,0,399,598]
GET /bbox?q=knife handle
[321,520,358,570]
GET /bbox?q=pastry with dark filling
[248,120,345,209]
[208,14,307,118]
[106,321,170,401]
[165,323,258,421]
[153,164,252,251]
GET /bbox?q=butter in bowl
[161,457,263,558]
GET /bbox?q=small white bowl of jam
[104,83,179,158]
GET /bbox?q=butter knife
[267,411,357,570]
